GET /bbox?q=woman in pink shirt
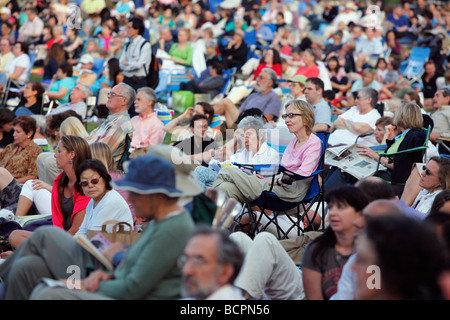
[213,99,322,204]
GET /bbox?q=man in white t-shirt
[328,87,381,147]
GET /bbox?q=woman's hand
[181,107,194,120]
[332,106,345,115]
[384,124,398,140]
[356,144,378,160]
[31,179,52,192]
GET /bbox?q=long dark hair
[261,48,282,65]
[107,57,121,86]
[58,135,92,188]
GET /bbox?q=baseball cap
[287,75,307,85]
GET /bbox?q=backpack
[125,39,159,89]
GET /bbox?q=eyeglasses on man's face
[107,91,126,99]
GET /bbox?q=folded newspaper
[325,144,386,180]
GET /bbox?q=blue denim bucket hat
[113,155,183,197]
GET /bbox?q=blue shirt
[386,13,410,30]
[313,98,332,128]
[48,77,77,105]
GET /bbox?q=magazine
[325,144,386,180]
[74,233,114,271]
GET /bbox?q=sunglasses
[79,177,101,187]
[422,165,433,176]
[281,113,303,119]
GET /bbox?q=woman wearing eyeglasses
[1,136,92,254]
[398,156,450,219]
[74,159,133,237]
[213,99,322,205]
[376,102,428,195]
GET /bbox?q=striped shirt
[87,111,133,165]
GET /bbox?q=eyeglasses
[422,165,433,176]
[281,113,303,119]
[177,254,208,269]
[256,75,268,81]
[79,177,101,187]
[107,92,126,98]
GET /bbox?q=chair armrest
[378,145,429,158]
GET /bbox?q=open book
[325,144,386,180]
[74,233,114,271]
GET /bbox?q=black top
[0,130,13,149]
[173,136,218,167]
[14,97,42,115]
[385,128,427,185]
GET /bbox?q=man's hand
[102,242,129,263]
[80,270,114,292]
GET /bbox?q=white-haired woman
[194,115,279,189]
[213,99,322,203]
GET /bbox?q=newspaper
[325,144,386,180]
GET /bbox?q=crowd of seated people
[0,0,449,304]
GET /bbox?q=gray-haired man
[86,83,134,167]
[129,87,165,158]
[214,68,282,129]
[49,82,93,119]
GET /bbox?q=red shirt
[252,63,282,80]
[51,172,91,230]
[294,64,320,78]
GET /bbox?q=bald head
[355,177,396,202]
[363,199,404,217]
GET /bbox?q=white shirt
[206,285,245,300]
[75,189,134,237]
[119,35,152,78]
[4,53,31,81]
[328,106,381,147]
[412,189,442,218]
[229,142,280,165]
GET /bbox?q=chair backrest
[302,131,329,200]
[92,58,105,77]
[355,131,374,144]
[156,109,174,125]
[403,47,431,77]
[244,30,257,45]
[266,126,294,161]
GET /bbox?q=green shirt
[97,210,195,299]
[169,43,193,66]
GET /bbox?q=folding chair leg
[231,203,258,238]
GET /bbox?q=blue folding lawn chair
[402,47,431,85]
[233,132,329,239]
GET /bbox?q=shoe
[0,209,14,220]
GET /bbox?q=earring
[69,160,73,164]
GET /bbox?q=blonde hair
[178,27,191,41]
[59,116,88,138]
[90,142,114,171]
[393,102,423,130]
[284,99,315,134]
